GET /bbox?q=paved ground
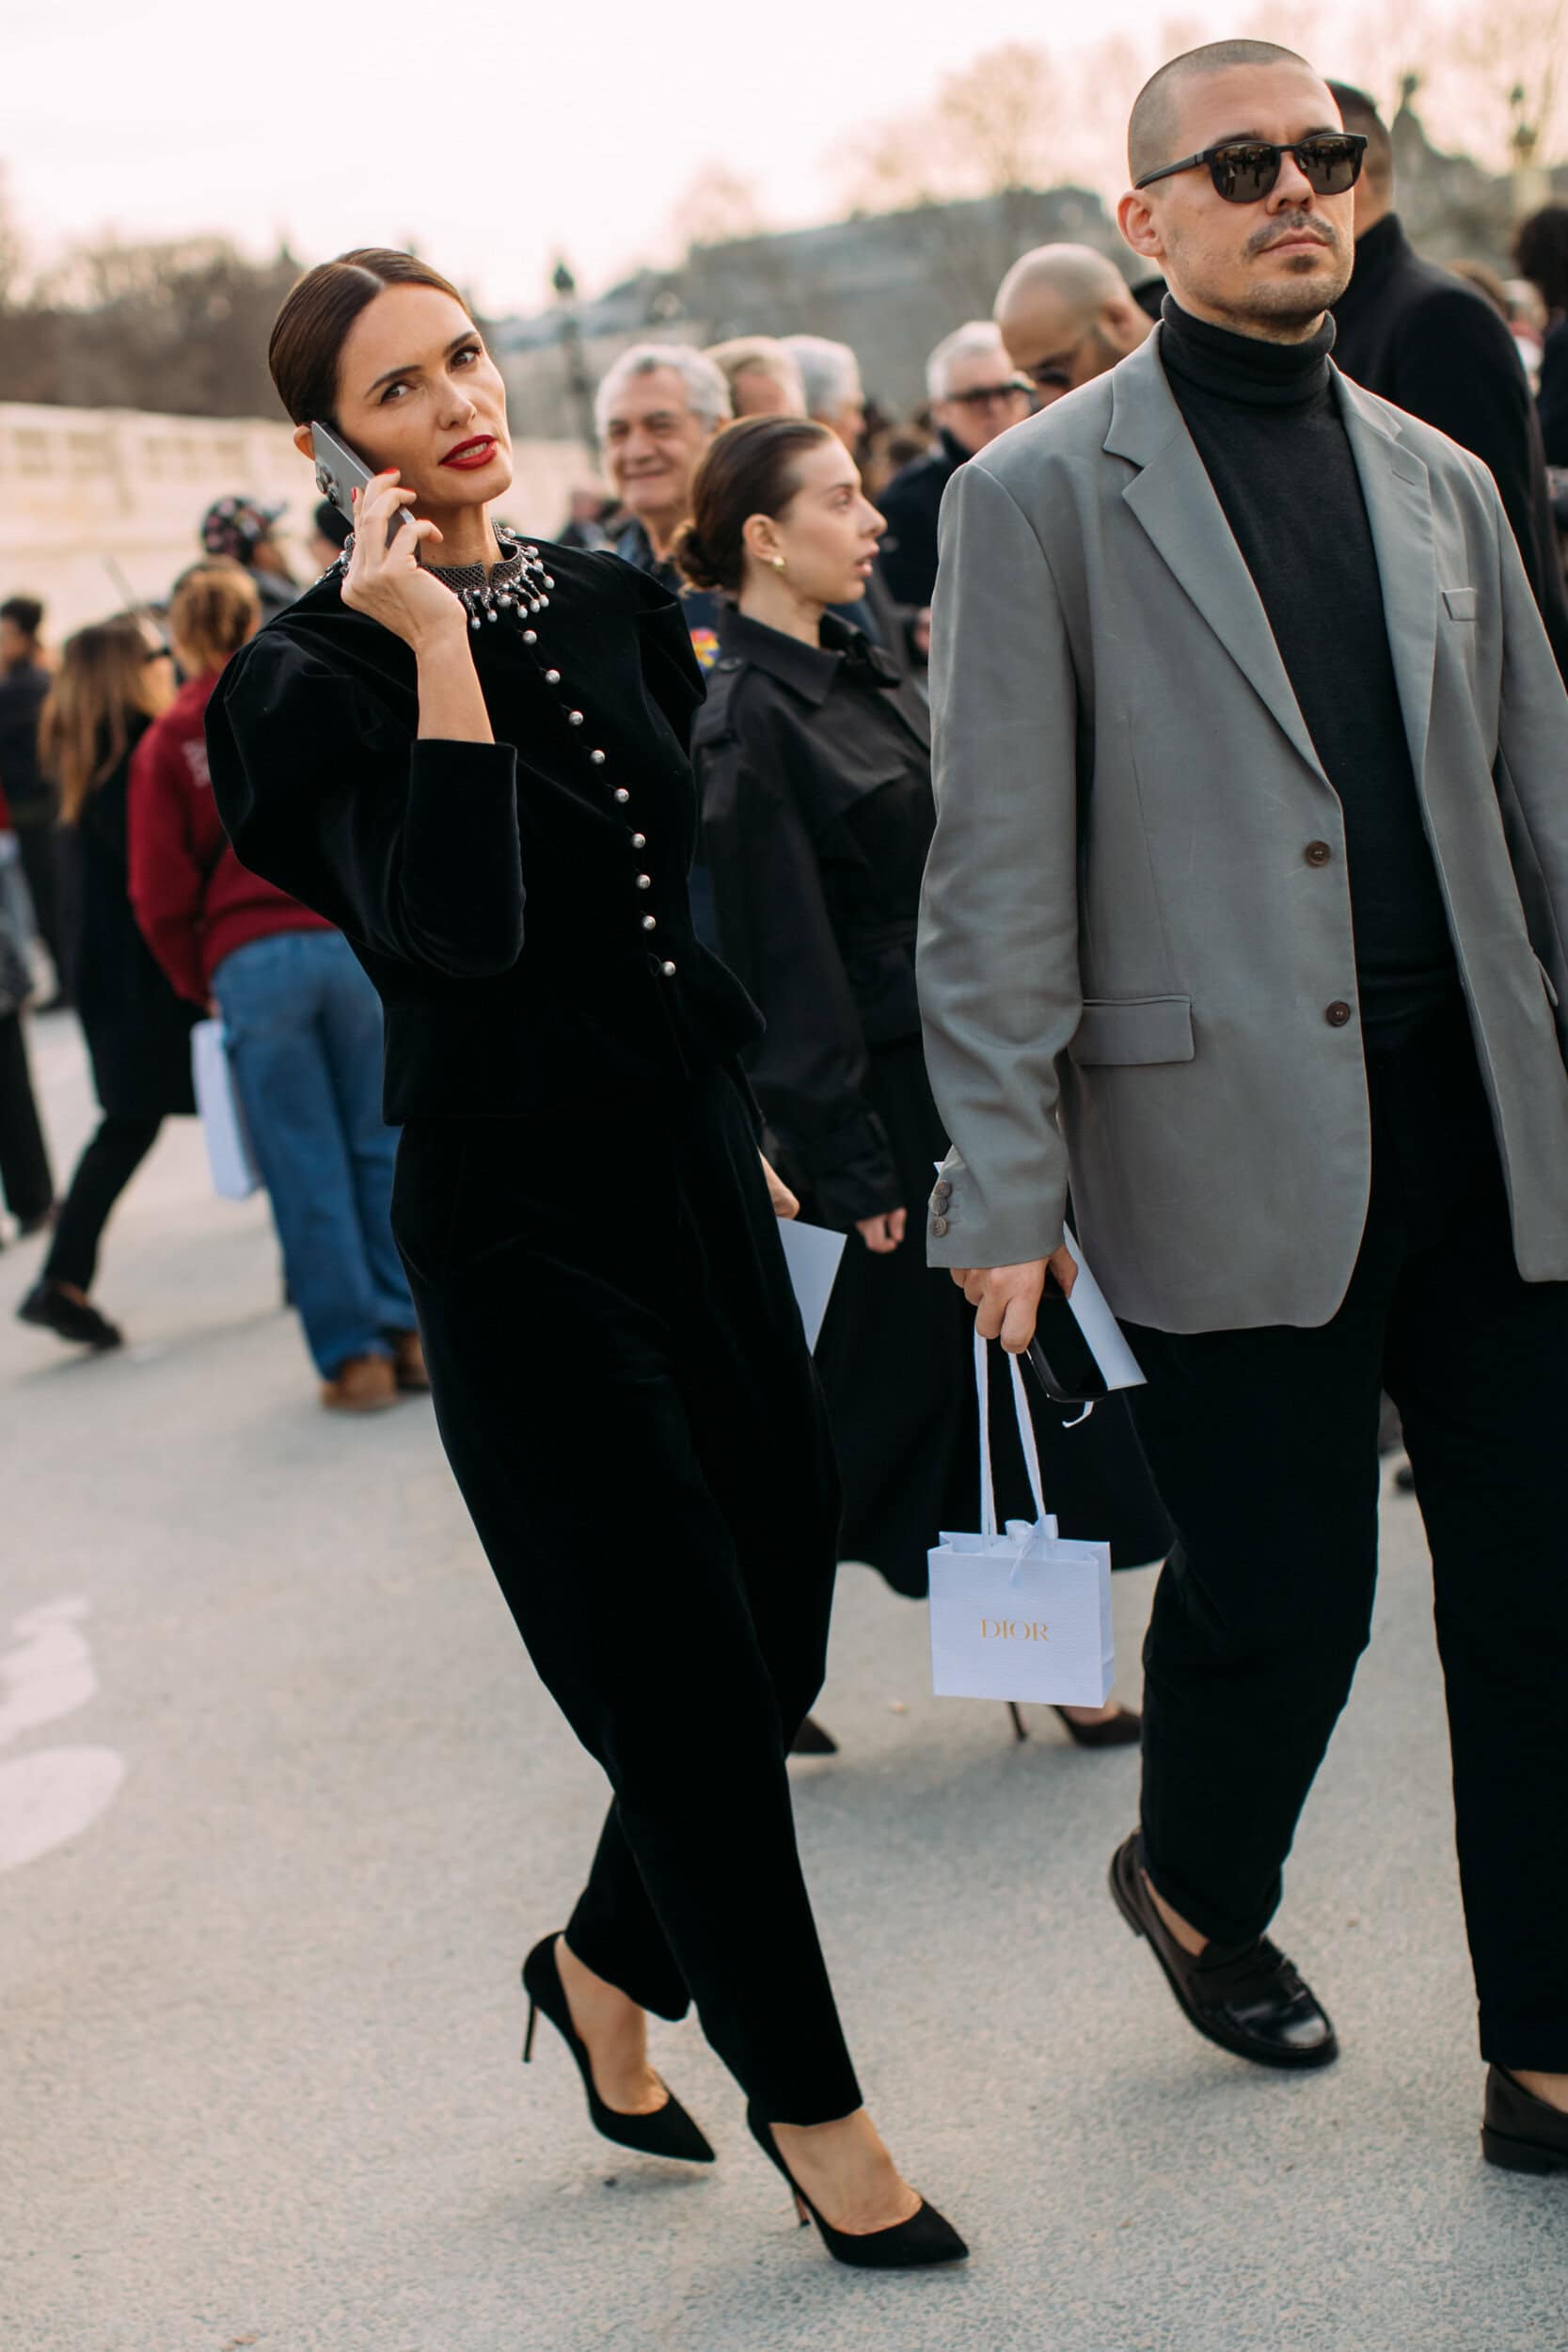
[5,1014,1566,2352]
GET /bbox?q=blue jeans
[213,930,412,1378]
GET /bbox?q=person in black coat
[682,417,1168,1746]
[17,619,197,1351]
[1329,86,1568,672]
[204,248,965,2272]
[876,324,1033,619]
[1514,203,1568,471]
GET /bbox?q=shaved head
[1128,40,1314,183]
[996,243,1129,318]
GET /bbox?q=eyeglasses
[1134,132,1366,205]
[944,378,1033,409]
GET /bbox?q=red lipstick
[440,435,498,469]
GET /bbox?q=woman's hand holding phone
[341,471,463,654]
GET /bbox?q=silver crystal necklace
[336,524,554,631]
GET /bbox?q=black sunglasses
[1135,131,1366,204]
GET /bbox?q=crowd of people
[5,39,1568,2269]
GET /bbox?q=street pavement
[6,1013,1566,2352]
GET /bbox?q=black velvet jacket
[205,545,761,1124]
[693,607,933,1225]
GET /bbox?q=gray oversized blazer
[916,326,1568,1333]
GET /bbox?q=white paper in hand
[1058,1232,1145,1391]
[778,1217,847,1351]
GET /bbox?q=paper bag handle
[975,1327,1049,1538]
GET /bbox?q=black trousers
[392,1068,862,2123]
[0,1010,55,1223]
[1124,1002,1568,2069]
[15,823,68,999]
[44,1114,162,1291]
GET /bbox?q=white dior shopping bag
[190,1019,261,1201]
[928,1331,1115,1708]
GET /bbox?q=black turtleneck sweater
[1160,296,1456,1048]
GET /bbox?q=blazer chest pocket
[1069,994,1195,1068]
[1442,586,1478,622]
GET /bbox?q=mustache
[1247,212,1339,257]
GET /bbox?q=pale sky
[0,0,1517,316]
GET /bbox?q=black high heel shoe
[520,1935,715,2163]
[745,2104,968,2269]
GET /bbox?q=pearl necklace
[336,525,555,631]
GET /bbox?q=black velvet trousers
[1124,1003,1568,2068]
[391,1067,862,2123]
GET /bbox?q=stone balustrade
[0,402,584,631]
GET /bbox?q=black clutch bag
[1022,1271,1112,1406]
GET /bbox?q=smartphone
[1022,1267,1110,1406]
[309,420,416,547]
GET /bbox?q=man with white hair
[995,244,1154,405]
[781,336,867,452]
[877,322,1031,612]
[596,342,732,669]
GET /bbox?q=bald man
[995,244,1153,403]
[921,36,1568,2172]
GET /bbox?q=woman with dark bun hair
[683,417,1168,1736]
[204,250,964,2271]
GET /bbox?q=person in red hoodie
[130,562,425,1411]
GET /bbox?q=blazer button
[930,1216,950,1237]
[1325,1000,1353,1026]
[933,1182,952,1203]
[1305,841,1332,866]
[660,961,677,977]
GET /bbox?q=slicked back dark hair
[268,247,469,427]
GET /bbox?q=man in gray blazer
[918,38,1568,2172]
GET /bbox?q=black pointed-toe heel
[520,1935,714,2163]
[745,2105,968,2269]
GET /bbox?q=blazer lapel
[1336,373,1436,788]
[1105,337,1329,787]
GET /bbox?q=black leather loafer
[1109,1832,1338,2070]
[1482,2066,1568,2174]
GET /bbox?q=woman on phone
[683,418,1168,1741]
[204,249,964,2272]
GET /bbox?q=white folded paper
[777,1217,847,1351]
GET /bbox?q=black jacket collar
[716,605,901,707]
[1338,213,1408,318]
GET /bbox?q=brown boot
[321,1354,400,1413]
[391,1329,431,1392]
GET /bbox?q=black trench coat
[695,605,1170,1597]
[64,721,198,1119]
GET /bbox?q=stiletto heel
[520,1934,715,2164]
[745,2104,968,2269]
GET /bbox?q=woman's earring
[770,555,786,573]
